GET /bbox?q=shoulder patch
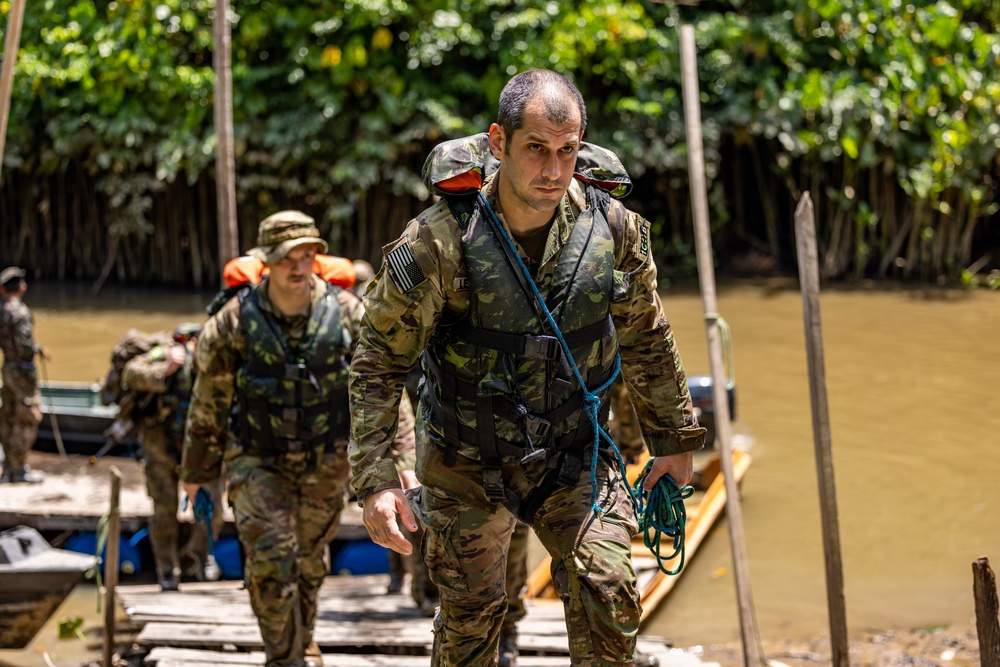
[639,220,650,259]
[384,241,427,293]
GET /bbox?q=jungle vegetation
[1,0,998,288]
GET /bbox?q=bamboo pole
[0,0,27,179]
[794,192,849,666]
[103,466,123,667]
[678,24,763,667]
[213,0,238,279]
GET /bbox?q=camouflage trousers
[414,446,640,667]
[0,363,41,475]
[403,511,529,630]
[140,425,224,581]
[227,445,350,667]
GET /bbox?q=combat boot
[304,640,323,667]
[498,626,518,667]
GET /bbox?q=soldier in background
[122,323,223,591]
[0,267,48,484]
[181,212,417,667]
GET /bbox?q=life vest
[419,133,632,517]
[233,283,350,460]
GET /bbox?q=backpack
[100,329,174,405]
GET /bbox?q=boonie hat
[0,266,26,287]
[247,211,328,265]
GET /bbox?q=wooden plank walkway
[0,452,368,539]
[120,575,716,667]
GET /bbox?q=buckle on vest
[523,414,551,444]
[522,335,560,360]
[285,439,305,453]
[482,468,505,501]
[285,363,309,380]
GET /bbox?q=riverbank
[692,623,980,666]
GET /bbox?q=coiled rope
[632,460,694,575]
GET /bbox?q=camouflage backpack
[100,329,171,406]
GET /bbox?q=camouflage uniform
[608,377,646,461]
[182,212,416,667]
[0,295,43,480]
[123,338,223,587]
[349,134,705,666]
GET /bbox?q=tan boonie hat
[0,266,26,286]
[247,210,328,265]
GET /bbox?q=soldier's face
[489,98,582,220]
[268,244,320,293]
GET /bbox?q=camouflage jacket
[0,297,38,365]
[349,163,705,504]
[181,275,415,485]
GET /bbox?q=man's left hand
[642,451,694,491]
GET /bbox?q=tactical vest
[234,284,350,460]
[419,134,633,517]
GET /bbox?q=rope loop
[632,460,694,576]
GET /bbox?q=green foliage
[2,0,998,281]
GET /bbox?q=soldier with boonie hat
[245,210,328,265]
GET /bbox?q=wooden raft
[119,575,708,667]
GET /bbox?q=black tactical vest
[234,284,350,458]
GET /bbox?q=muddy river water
[4,280,999,663]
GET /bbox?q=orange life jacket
[222,255,356,288]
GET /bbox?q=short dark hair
[497,69,588,141]
[1,277,23,292]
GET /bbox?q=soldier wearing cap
[0,267,49,484]
[122,322,223,590]
[180,211,417,667]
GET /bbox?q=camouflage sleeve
[11,303,38,361]
[608,202,706,457]
[121,345,174,394]
[336,287,364,356]
[180,299,242,485]
[349,202,458,503]
[391,389,417,472]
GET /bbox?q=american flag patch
[385,242,426,292]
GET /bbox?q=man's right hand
[363,488,418,555]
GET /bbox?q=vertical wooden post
[679,24,762,667]
[794,192,849,666]
[0,0,27,178]
[973,557,1000,666]
[103,466,123,667]
[213,0,239,280]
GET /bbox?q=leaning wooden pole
[794,192,849,666]
[973,557,1000,666]
[678,24,762,667]
[0,0,27,178]
[213,0,239,278]
[103,466,123,667]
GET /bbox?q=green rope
[632,459,694,576]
